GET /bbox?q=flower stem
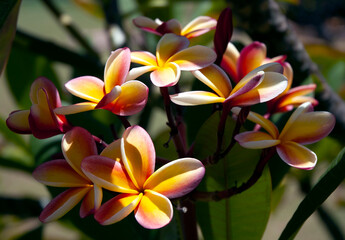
[160,87,186,158]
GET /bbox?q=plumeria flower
[81,125,205,229]
[133,16,217,39]
[6,77,70,139]
[232,102,335,170]
[266,64,318,114]
[128,33,217,87]
[221,41,291,83]
[54,48,148,116]
[32,127,102,222]
[170,62,287,107]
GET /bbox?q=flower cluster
[6,8,335,230]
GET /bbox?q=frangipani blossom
[54,48,148,116]
[128,33,217,87]
[81,125,205,229]
[33,127,102,222]
[133,16,217,39]
[170,62,287,107]
[6,77,70,139]
[233,102,335,169]
[221,41,291,83]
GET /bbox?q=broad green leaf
[194,112,271,240]
[279,147,345,240]
[0,0,21,76]
[30,135,62,166]
[154,129,179,161]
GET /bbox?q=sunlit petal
[144,158,205,198]
[277,141,317,170]
[150,62,180,87]
[192,64,232,98]
[95,85,122,109]
[54,102,97,115]
[279,111,335,144]
[109,80,148,116]
[156,34,189,66]
[221,42,240,82]
[131,51,157,66]
[229,72,288,107]
[170,91,225,106]
[126,66,157,81]
[6,110,31,134]
[80,184,103,218]
[235,131,280,149]
[39,187,90,223]
[135,190,173,229]
[95,193,142,225]
[121,126,156,189]
[62,127,97,179]
[33,159,91,187]
[181,16,217,38]
[81,155,138,193]
[237,41,267,79]
[104,48,131,92]
[228,71,264,100]
[168,45,216,70]
[100,138,122,161]
[65,76,105,102]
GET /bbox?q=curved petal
[6,110,31,134]
[192,64,232,98]
[150,62,180,87]
[104,48,131,92]
[279,102,313,139]
[181,16,217,38]
[95,193,142,225]
[277,141,317,170]
[170,91,225,106]
[229,72,288,107]
[33,159,91,187]
[135,190,173,229]
[80,184,103,218]
[156,19,181,35]
[133,16,160,34]
[221,42,240,82]
[30,77,61,108]
[168,45,216,70]
[65,76,105,102]
[235,131,280,149]
[237,41,267,79]
[231,108,279,138]
[228,71,264,100]
[279,111,335,144]
[29,89,62,139]
[62,127,98,179]
[100,138,122,161]
[121,126,156,189]
[131,51,157,66]
[95,85,122,109]
[109,80,148,116]
[54,102,97,115]
[156,34,189,66]
[81,155,138,193]
[126,65,157,81]
[144,158,205,198]
[39,187,90,223]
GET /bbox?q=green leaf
[279,147,345,240]
[0,0,21,76]
[194,112,271,240]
